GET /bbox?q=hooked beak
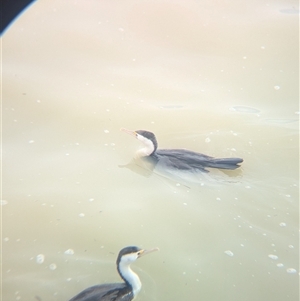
[138,247,159,258]
[120,128,137,138]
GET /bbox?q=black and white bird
[121,128,243,172]
[69,246,158,301]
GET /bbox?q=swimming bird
[69,246,158,301]
[121,128,243,172]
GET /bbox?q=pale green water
[2,1,299,301]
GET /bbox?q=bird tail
[206,158,243,170]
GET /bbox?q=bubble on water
[64,249,75,255]
[49,263,57,270]
[286,268,297,274]
[104,130,109,134]
[1,200,8,206]
[78,213,85,217]
[4,237,9,242]
[66,278,72,282]
[28,140,35,143]
[288,245,294,249]
[89,198,94,202]
[224,250,234,257]
[36,254,45,264]
[268,254,278,260]
[277,263,284,267]
[274,85,280,90]
[205,137,211,143]
[279,222,286,227]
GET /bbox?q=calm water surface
[2,1,299,301]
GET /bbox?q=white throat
[136,135,155,157]
[119,261,142,296]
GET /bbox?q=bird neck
[118,262,142,296]
[136,140,156,157]
[136,147,154,157]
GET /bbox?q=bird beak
[120,128,137,138]
[138,247,159,258]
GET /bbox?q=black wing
[155,149,212,170]
[68,283,134,301]
[156,149,243,170]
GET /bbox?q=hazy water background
[2,0,299,300]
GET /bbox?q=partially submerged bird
[69,246,159,301]
[121,129,243,172]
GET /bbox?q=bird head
[117,246,159,265]
[121,128,158,156]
